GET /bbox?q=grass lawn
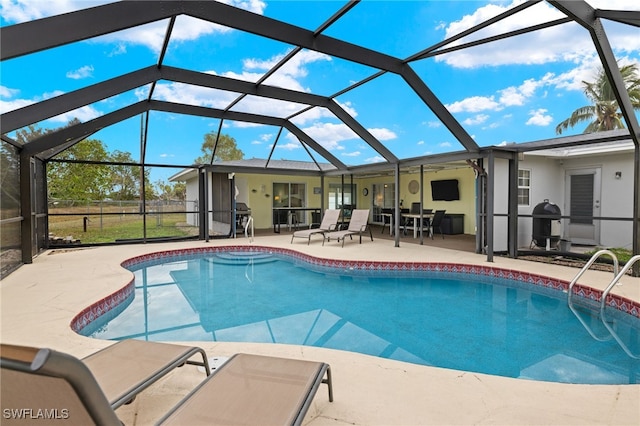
[48,212,197,244]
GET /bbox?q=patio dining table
[402,212,434,238]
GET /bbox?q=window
[273,182,307,224]
[328,183,356,214]
[518,169,531,206]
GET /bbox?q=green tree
[556,63,640,135]
[15,124,52,144]
[194,132,244,164]
[155,180,186,201]
[0,141,20,217]
[108,150,142,200]
[48,139,112,202]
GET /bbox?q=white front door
[564,167,601,245]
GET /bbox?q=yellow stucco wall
[237,168,476,234]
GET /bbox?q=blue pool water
[85,251,640,384]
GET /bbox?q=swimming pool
[75,246,640,385]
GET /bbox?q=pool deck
[1,235,639,425]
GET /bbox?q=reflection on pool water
[82,249,640,384]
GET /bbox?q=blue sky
[1,0,639,182]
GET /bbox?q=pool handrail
[600,254,640,359]
[567,249,619,306]
[566,249,618,342]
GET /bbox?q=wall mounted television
[431,179,459,201]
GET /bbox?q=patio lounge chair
[0,340,210,418]
[323,209,373,247]
[1,345,333,426]
[158,353,333,425]
[291,209,340,244]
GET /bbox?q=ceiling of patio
[1,0,638,177]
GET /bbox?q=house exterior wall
[354,168,477,235]
[183,168,478,234]
[185,175,199,227]
[556,152,633,249]
[493,150,634,251]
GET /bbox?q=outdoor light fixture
[615,171,622,179]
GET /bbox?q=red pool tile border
[71,245,640,333]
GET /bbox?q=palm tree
[555,63,640,135]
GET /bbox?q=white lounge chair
[291,209,340,245]
[323,209,373,247]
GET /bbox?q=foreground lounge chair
[82,340,210,409]
[1,340,210,422]
[291,209,340,244]
[323,209,373,247]
[158,353,333,425]
[1,344,333,426]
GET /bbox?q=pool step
[205,252,276,265]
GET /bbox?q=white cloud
[0,0,103,23]
[1,0,267,52]
[342,151,361,157]
[543,55,639,93]
[0,88,74,115]
[274,141,301,151]
[66,65,94,80]
[417,140,425,145]
[149,82,236,109]
[364,155,386,163]
[292,122,358,151]
[49,105,102,123]
[0,86,20,98]
[107,43,127,57]
[437,1,640,69]
[498,77,544,107]
[482,122,501,130]
[462,114,489,125]
[446,96,501,113]
[251,50,332,90]
[336,100,357,118]
[526,109,553,126]
[368,128,397,141]
[0,98,33,113]
[439,141,453,148]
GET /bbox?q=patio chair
[323,209,373,247]
[291,209,340,244]
[403,208,432,237]
[430,210,446,239]
[157,353,333,425]
[0,339,210,419]
[2,345,332,426]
